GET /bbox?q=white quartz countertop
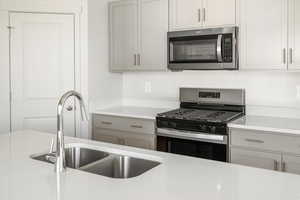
[2,130,300,200]
[92,106,171,120]
[228,115,300,135]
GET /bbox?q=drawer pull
[245,138,264,144]
[130,125,143,129]
[101,121,112,125]
[281,162,286,172]
[274,160,279,171]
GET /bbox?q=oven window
[157,136,227,162]
[169,35,218,63]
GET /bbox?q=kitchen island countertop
[1,130,300,200]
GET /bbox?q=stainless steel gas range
[156,88,245,162]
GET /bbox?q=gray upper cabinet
[109,0,139,71]
[0,11,10,134]
[109,0,168,72]
[169,0,236,31]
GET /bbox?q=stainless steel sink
[81,155,160,178]
[31,147,110,169]
[31,146,161,179]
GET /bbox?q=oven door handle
[157,128,227,144]
[217,34,223,62]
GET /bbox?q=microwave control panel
[222,34,233,63]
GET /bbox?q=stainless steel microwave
[168,27,238,71]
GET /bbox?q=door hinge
[7,26,15,30]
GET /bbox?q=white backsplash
[123,70,300,119]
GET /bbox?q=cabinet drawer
[92,128,156,150]
[92,129,120,145]
[230,128,300,154]
[93,114,155,135]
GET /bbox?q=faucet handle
[49,138,55,154]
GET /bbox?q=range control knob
[199,125,207,132]
[209,126,217,134]
[170,122,177,129]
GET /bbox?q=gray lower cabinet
[230,147,281,171]
[92,114,156,150]
[230,128,300,175]
[281,154,300,175]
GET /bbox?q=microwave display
[222,35,233,63]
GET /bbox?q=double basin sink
[31,146,161,179]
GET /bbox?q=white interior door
[202,0,236,27]
[240,0,288,70]
[109,0,138,71]
[0,11,10,134]
[10,12,76,137]
[169,0,203,31]
[139,0,168,70]
[288,0,300,69]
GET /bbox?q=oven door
[169,34,220,64]
[156,129,228,162]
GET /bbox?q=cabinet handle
[118,138,125,145]
[198,9,201,22]
[133,54,136,66]
[101,121,112,125]
[245,138,264,144]
[130,125,143,129]
[274,160,279,171]
[283,48,286,64]
[290,48,293,64]
[137,54,141,66]
[203,8,206,22]
[282,162,286,172]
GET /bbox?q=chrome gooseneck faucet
[55,90,88,173]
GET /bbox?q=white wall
[123,71,300,118]
[88,0,123,111]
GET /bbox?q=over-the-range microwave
[168,27,239,71]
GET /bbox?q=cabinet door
[240,0,288,70]
[109,0,138,71]
[0,11,10,134]
[139,0,168,70]
[169,0,202,31]
[231,147,281,171]
[282,154,300,175]
[202,0,236,27]
[10,13,76,136]
[123,132,155,150]
[288,0,300,69]
[93,129,121,145]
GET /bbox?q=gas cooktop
[157,108,242,123]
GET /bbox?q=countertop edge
[92,111,156,120]
[228,123,300,136]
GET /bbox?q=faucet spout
[55,90,88,173]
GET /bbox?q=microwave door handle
[217,35,223,62]
[170,42,174,62]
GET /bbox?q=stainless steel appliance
[168,27,238,71]
[156,88,245,162]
